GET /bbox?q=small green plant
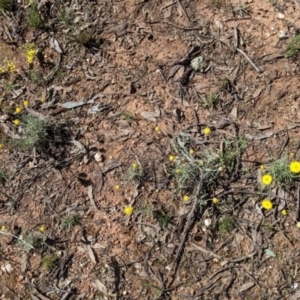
[119,111,138,125]
[265,156,296,187]
[142,281,163,297]
[41,254,58,271]
[63,214,81,230]
[172,162,201,190]
[26,69,42,84]
[19,232,38,251]
[15,116,48,150]
[234,3,249,16]
[5,82,16,92]
[27,3,42,29]
[0,0,12,12]
[286,35,300,58]
[127,163,144,184]
[0,168,7,183]
[68,30,93,47]
[203,93,220,109]
[210,0,222,8]
[218,215,235,232]
[153,210,171,228]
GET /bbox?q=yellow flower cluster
[0,61,17,73]
[26,49,37,64]
[7,61,16,72]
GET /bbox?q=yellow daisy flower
[132,163,139,169]
[13,119,20,126]
[123,206,133,216]
[169,155,175,162]
[202,127,211,136]
[290,161,300,174]
[262,174,273,186]
[261,199,273,210]
[183,195,190,202]
[39,225,46,233]
[212,197,219,204]
[15,107,22,114]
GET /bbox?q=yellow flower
[262,174,273,186]
[297,222,300,229]
[218,166,224,172]
[23,100,29,107]
[39,225,46,233]
[7,61,16,73]
[281,209,288,216]
[183,195,190,202]
[0,143,3,150]
[115,184,121,191]
[154,125,160,132]
[1,225,6,231]
[169,155,175,162]
[175,169,181,174]
[13,119,20,126]
[202,127,211,136]
[15,107,22,114]
[26,49,37,64]
[132,163,139,169]
[41,98,46,103]
[123,206,133,216]
[198,160,204,166]
[0,66,6,73]
[260,165,265,170]
[261,199,273,210]
[290,161,300,174]
[189,148,195,155]
[212,197,219,204]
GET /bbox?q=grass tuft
[15,116,48,150]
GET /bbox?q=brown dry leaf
[140,110,161,122]
[0,123,21,139]
[21,253,28,273]
[86,244,97,264]
[245,132,273,140]
[167,65,182,81]
[102,160,122,174]
[92,163,103,194]
[87,185,99,211]
[238,281,255,293]
[92,279,116,297]
[26,107,47,119]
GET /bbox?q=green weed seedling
[15,116,48,150]
[0,168,7,183]
[63,214,81,230]
[286,35,300,58]
[203,93,220,110]
[127,163,144,184]
[42,254,58,271]
[266,156,296,187]
[28,2,42,29]
[153,209,171,228]
[0,0,12,12]
[234,3,249,16]
[210,0,222,8]
[218,215,235,232]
